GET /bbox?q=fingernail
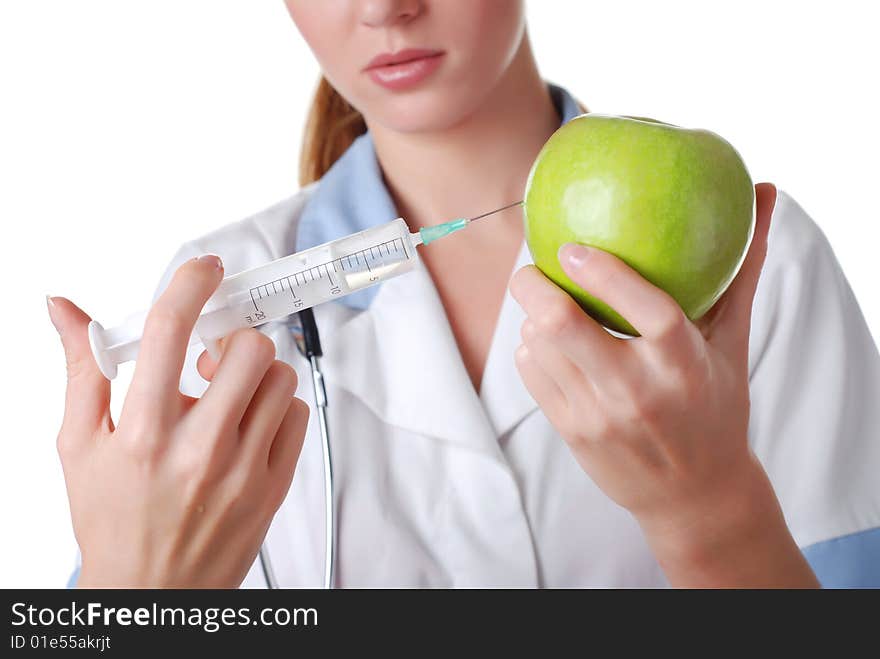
[559,243,590,269]
[46,295,61,334]
[197,254,223,270]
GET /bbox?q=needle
[416,200,525,246]
[466,200,524,223]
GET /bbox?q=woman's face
[284,0,526,133]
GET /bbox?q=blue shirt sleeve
[66,565,80,589]
[802,527,880,588]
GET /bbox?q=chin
[359,86,487,134]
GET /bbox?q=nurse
[48,1,880,587]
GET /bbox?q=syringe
[88,201,523,380]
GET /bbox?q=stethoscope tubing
[260,308,335,589]
[312,353,335,589]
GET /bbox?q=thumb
[47,296,113,439]
[702,182,776,358]
[196,348,220,383]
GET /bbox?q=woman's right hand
[48,254,309,588]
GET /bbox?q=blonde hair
[298,77,366,187]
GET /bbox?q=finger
[510,265,625,379]
[197,328,278,435]
[514,342,571,423]
[267,397,309,494]
[703,183,776,357]
[521,320,598,409]
[48,296,113,438]
[557,243,695,347]
[239,361,300,465]
[128,254,224,413]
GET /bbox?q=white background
[0,1,877,587]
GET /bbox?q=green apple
[523,114,755,336]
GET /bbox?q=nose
[358,0,422,28]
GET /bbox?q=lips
[364,48,445,91]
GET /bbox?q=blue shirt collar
[296,82,583,310]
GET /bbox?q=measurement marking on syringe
[247,237,406,312]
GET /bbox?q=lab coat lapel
[320,248,503,457]
[480,239,540,438]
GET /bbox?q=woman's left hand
[509,183,818,587]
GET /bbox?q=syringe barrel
[89,217,418,380]
[196,217,417,341]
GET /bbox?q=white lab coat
[151,186,880,587]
